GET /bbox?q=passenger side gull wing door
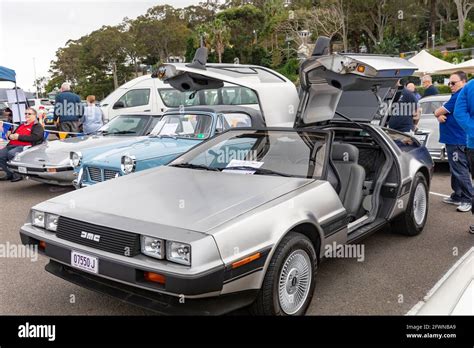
[295,52,417,126]
[156,48,300,127]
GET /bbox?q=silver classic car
[19,41,434,315]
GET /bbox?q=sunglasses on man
[25,112,35,116]
[448,81,460,87]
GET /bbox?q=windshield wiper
[170,163,220,171]
[150,134,177,139]
[223,166,292,177]
[108,131,136,135]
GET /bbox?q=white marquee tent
[433,58,474,75]
[408,50,456,76]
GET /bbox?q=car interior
[327,127,390,225]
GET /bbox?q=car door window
[118,89,150,108]
[158,89,199,107]
[216,113,252,132]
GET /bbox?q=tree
[461,20,474,47]
[309,0,347,51]
[454,0,474,38]
[202,19,231,63]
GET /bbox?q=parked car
[72,106,264,188]
[19,46,433,315]
[408,247,473,315]
[416,94,451,162]
[7,114,162,186]
[28,98,54,113]
[99,65,296,122]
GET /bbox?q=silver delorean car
[19,40,434,316]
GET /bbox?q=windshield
[172,129,328,178]
[151,113,213,139]
[99,115,150,135]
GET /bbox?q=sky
[0,0,201,92]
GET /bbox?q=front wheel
[392,172,429,236]
[251,232,317,316]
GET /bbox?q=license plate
[71,250,99,274]
[18,166,27,174]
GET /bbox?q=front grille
[86,167,120,182]
[56,216,140,257]
[87,167,102,182]
[104,169,120,180]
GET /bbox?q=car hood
[85,137,201,167]
[44,166,313,233]
[12,135,146,166]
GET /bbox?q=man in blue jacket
[435,71,473,213]
[53,82,82,137]
[454,75,474,234]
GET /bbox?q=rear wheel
[251,232,317,316]
[392,172,428,236]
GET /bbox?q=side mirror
[113,101,125,109]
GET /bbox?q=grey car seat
[331,143,366,219]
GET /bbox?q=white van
[99,65,298,122]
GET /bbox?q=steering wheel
[108,127,120,133]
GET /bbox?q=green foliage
[461,20,474,48]
[416,85,451,96]
[277,58,300,82]
[46,0,470,98]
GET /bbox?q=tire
[251,232,317,316]
[392,172,429,236]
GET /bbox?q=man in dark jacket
[0,108,44,182]
[54,82,82,136]
[421,75,439,98]
[388,86,419,133]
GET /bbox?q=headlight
[166,241,191,266]
[70,151,82,168]
[45,214,59,232]
[121,155,136,175]
[141,236,164,259]
[32,210,45,228]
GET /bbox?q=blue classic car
[7,114,162,185]
[72,106,264,188]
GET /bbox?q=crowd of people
[0,82,104,182]
[387,72,474,234]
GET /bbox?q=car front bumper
[428,147,447,162]
[8,162,74,185]
[45,260,257,315]
[19,224,260,314]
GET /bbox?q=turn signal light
[356,65,366,73]
[144,272,166,284]
[232,252,261,269]
[39,241,46,251]
[47,168,57,173]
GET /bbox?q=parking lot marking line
[429,192,450,198]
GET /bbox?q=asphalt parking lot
[0,163,472,315]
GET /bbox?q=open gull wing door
[156,48,299,127]
[295,42,417,127]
